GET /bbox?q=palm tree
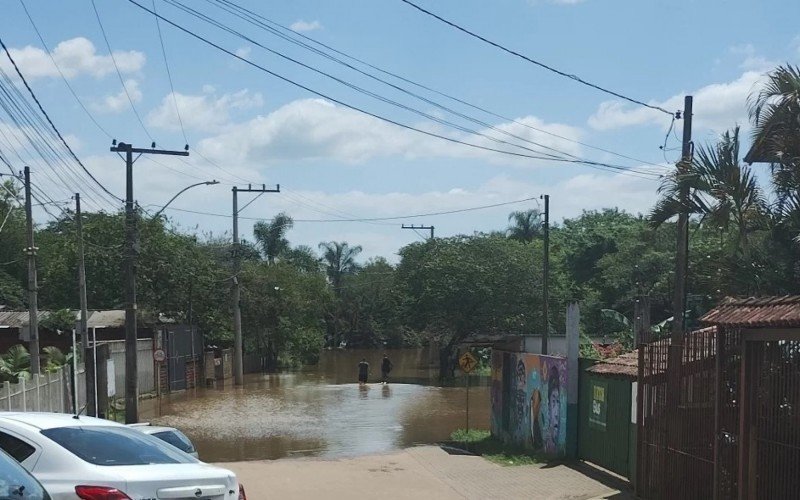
[507,209,542,243]
[649,127,765,249]
[318,241,362,293]
[0,345,30,382]
[43,346,73,373]
[747,64,800,228]
[253,212,294,264]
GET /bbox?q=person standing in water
[381,354,394,384]
[358,358,370,385]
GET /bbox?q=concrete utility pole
[23,166,40,374]
[541,194,550,355]
[110,141,188,424]
[666,96,693,461]
[672,95,693,340]
[401,223,434,240]
[75,193,94,416]
[232,184,280,386]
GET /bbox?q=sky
[1,0,798,262]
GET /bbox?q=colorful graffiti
[490,351,568,456]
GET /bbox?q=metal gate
[637,328,716,499]
[739,336,800,499]
[578,359,633,478]
[166,329,187,391]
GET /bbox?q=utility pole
[672,95,693,339]
[23,166,40,374]
[76,193,94,416]
[401,223,434,240]
[541,194,550,355]
[667,96,692,467]
[110,141,188,424]
[232,184,280,386]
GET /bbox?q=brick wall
[185,360,197,389]
[157,363,168,394]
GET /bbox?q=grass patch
[447,429,547,466]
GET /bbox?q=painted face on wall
[547,365,561,451]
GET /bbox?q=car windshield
[152,430,196,454]
[0,449,49,499]
[41,426,196,466]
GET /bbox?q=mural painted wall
[491,351,568,456]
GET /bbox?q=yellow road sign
[459,352,478,373]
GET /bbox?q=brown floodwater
[140,349,489,462]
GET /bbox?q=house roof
[586,326,718,379]
[700,295,800,328]
[586,350,638,378]
[0,309,161,329]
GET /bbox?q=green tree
[318,241,362,293]
[396,235,543,378]
[253,212,294,264]
[507,209,542,243]
[0,345,30,382]
[650,127,765,249]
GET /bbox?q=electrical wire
[88,0,154,142]
[125,0,662,180]
[0,36,123,204]
[151,0,188,146]
[19,0,114,141]
[165,0,664,179]
[398,0,674,116]
[154,194,542,222]
[209,0,668,170]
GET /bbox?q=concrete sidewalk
[219,446,630,500]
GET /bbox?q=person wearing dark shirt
[358,358,370,384]
[380,354,393,384]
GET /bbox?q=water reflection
[142,349,488,462]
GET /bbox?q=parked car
[128,423,199,459]
[0,446,50,499]
[0,413,246,500]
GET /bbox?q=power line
[151,0,188,146]
[0,36,123,204]
[19,0,115,140]
[398,0,675,116]
[210,0,667,170]
[88,0,154,142]
[166,0,663,179]
[125,0,661,179]
[154,194,542,222]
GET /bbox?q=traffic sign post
[459,352,478,432]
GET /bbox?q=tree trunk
[438,342,457,380]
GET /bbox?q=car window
[0,432,35,463]
[0,449,49,499]
[152,430,195,454]
[41,427,196,466]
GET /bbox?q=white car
[127,424,199,459]
[0,413,246,500]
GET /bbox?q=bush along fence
[0,366,84,413]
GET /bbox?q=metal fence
[637,328,716,500]
[107,339,154,397]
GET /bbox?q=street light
[152,180,219,218]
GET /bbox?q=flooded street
[142,349,489,462]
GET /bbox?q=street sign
[153,349,166,363]
[459,352,478,373]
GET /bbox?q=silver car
[128,423,200,459]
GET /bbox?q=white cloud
[728,44,776,72]
[147,89,264,133]
[234,47,251,59]
[290,20,323,32]
[92,79,142,114]
[197,98,583,166]
[588,70,768,134]
[0,37,144,80]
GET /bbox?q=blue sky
[1,0,798,261]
